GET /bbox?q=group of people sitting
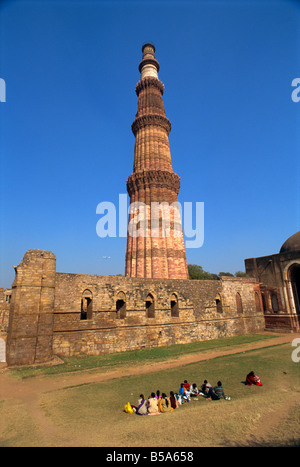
[183,379,231,402]
[124,378,231,415]
[125,370,263,415]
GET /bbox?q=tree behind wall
[188,264,219,280]
[188,264,246,280]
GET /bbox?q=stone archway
[146,293,155,318]
[215,294,223,313]
[116,291,126,319]
[288,264,300,318]
[170,293,179,317]
[81,289,93,320]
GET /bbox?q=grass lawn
[38,344,300,447]
[1,335,299,447]
[9,333,277,380]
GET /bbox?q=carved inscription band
[135,76,165,96]
[131,114,171,136]
[127,170,180,196]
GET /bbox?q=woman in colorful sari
[246,371,263,386]
[147,393,159,414]
[158,393,173,412]
[169,391,178,410]
[246,371,256,385]
[136,394,148,415]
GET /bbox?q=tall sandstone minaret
[125,43,189,280]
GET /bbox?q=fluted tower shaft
[125,43,189,279]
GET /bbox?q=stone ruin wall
[0,288,11,363]
[52,273,264,358]
[5,250,265,366]
[0,288,11,332]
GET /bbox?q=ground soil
[0,331,299,447]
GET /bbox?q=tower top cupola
[139,42,160,79]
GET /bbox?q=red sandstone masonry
[125,44,188,280]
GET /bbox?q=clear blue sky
[0,0,299,288]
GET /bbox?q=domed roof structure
[279,231,300,254]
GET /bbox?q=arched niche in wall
[288,263,300,315]
[81,289,93,320]
[236,292,243,313]
[170,293,179,317]
[146,293,155,318]
[116,291,126,319]
[215,293,223,313]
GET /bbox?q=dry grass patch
[0,399,43,447]
[37,344,300,447]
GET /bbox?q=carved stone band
[138,57,160,74]
[127,170,181,196]
[135,77,165,96]
[131,114,171,136]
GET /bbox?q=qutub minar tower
[125,43,189,279]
